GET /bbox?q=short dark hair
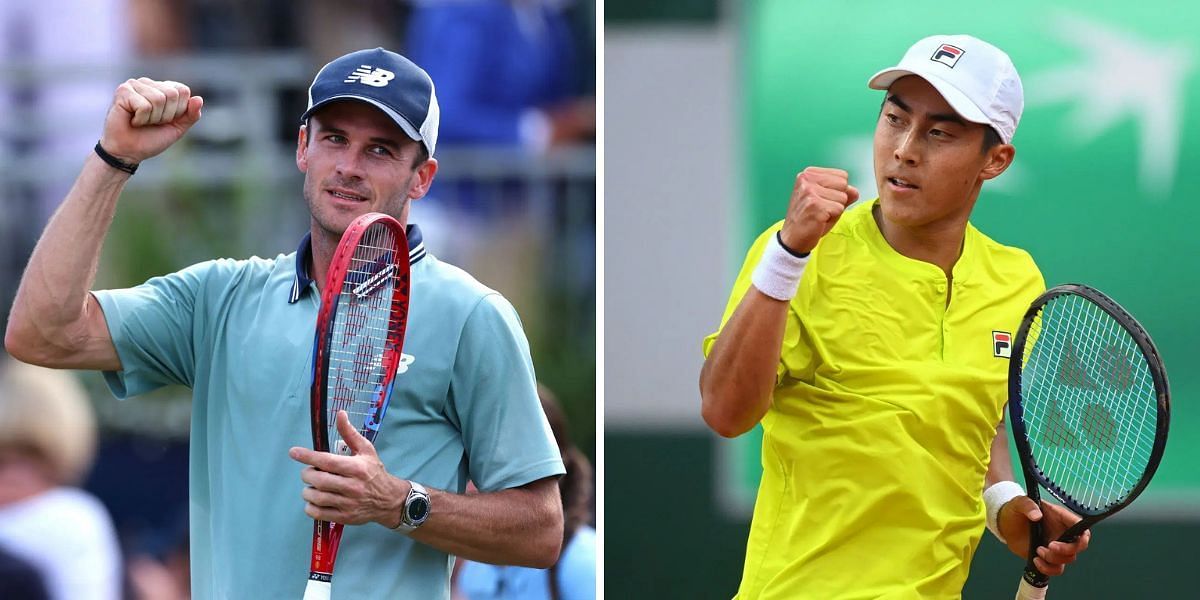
[412,145,430,168]
[981,126,1003,153]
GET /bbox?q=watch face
[407,497,430,523]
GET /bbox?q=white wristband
[984,481,1025,543]
[751,232,810,301]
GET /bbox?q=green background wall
[739,0,1200,512]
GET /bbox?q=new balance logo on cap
[345,65,395,88]
[930,44,964,68]
[303,48,440,156]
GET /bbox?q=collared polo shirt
[703,200,1044,599]
[94,225,564,600]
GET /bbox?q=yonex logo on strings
[344,65,395,87]
[1058,338,1134,392]
[930,44,964,68]
[1040,338,1133,451]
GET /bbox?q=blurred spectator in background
[302,0,408,65]
[406,0,595,151]
[0,0,131,218]
[0,543,50,600]
[127,0,189,56]
[127,522,190,600]
[402,0,595,304]
[454,384,596,600]
[0,358,122,600]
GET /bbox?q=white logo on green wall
[1026,12,1194,195]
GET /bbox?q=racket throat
[309,521,346,582]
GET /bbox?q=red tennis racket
[303,212,410,600]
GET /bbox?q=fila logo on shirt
[931,44,965,68]
[992,331,1012,359]
[344,65,395,87]
[396,353,416,375]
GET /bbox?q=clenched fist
[99,78,203,165]
[780,167,860,254]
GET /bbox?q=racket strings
[325,223,403,454]
[1021,295,1158,512]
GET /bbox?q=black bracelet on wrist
[94,142,138,175]
[776,231,811,258]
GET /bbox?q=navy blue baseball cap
[301,48,440,156]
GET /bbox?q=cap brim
[301,95,425,145]
[867,67,990,127]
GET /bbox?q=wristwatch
[393,481,431,533]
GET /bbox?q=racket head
[1008,284,1169,585]
[1008,284,1169,518]
[310,212,410,454]
[307,212,411,580]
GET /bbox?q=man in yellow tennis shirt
[700,35,1091,598]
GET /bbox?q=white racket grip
[1015,578,1048,600]
[303,579,332,600]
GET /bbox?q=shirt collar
[289,223,426,304]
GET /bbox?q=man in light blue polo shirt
[5,48,566,599]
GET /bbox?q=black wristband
[94,142,138,175]
[776,231,810,258]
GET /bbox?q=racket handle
[1016,578,1048,600]
[303,579,332,600]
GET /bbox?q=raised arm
[699,287,792,438]
[4,79,202,370]
[699,167,858,438]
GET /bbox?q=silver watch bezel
[394,481,430,533]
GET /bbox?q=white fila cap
[868,35,1023,144]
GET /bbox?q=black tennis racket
[1009,284,1169,599]
[303,212,410,600]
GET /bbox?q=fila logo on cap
[930,44,965,68]
[344,65,395,88]
[992,331,1012,359]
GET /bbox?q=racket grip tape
[303,579,332,600]
[1016,578,1048,600]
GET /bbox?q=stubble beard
[304,173,412,241]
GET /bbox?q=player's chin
[875,191,900,218]
[313,212,356,239]
[876,192,923,222]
